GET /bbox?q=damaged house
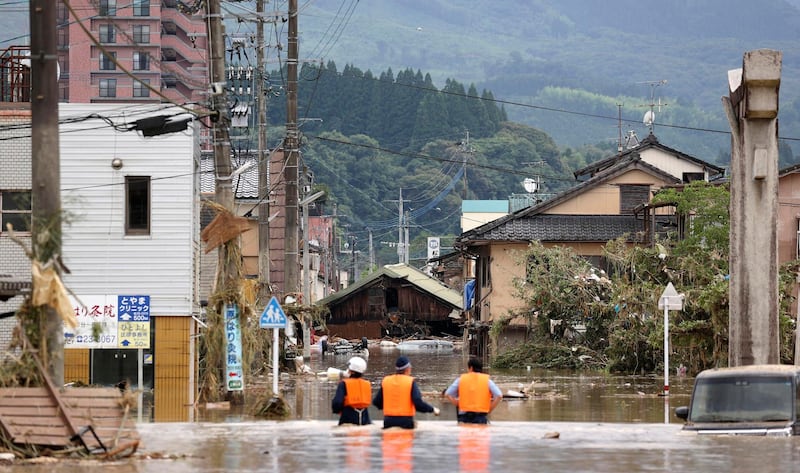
[317,263,463,340]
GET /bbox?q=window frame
[99,78,117,97]
[132,25,150,44]
[99,0,117,16]
[133,79,150,98]
[619,184,651,215]
[125,176,151,235]
[99,51,116,70]
[133,0,150,16]
[132,51,149,71]
[0,190,32,234]
[99,24,116,43]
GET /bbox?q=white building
[58,103,200,421]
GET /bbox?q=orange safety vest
[343,377,372,409]
[457,372,491,413]
[381,374,416,416]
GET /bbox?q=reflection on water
[129,420,800,473]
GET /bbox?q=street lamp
[301,190,325,358]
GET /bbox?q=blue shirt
[445,375,502,413]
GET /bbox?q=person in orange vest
[444,356,502,424]
[332,356,372,425]
[372,356,440,429]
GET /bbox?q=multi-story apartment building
[56,0,208,105]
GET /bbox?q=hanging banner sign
[225,303,245,391]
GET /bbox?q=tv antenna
[638,80,668,134]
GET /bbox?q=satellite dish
[643,110,655,127]
[523,178,539,193]
[19,51,61,81]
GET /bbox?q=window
[132,51,149,71]
[133,79,150,97]
[796,218,800,259]
[57,27,68,49]
[56,3,68,25]
[99,0,116,16]
[619,184,650,214]
[683,172,705,183]
[479,255,491,288]
[133,0,150,16]
[99,24,115,43]
[132,25,149,44]
[99,78,116,97]
[1,191,32,233]
[125,176,150,235]
[99,52,116,70]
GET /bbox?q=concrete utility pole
[389,189,410,263]
[284,0,299,297]
[30,0,63,386]
[208,0,234,260]
[256,0,272,303]
[368,228,374,270]
[403,210,410,264]
[722,49,782,366]
[208,0,244,403]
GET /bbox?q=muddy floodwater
[265,347,695,425]
[7,348,800,472]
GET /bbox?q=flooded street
[271,347,695,425]
[6,349,800,472]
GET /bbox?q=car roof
[696,364,800,379]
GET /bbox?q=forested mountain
[251,61,566,266]
[296,0,800,161]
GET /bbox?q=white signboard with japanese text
[64,294,151,349]
[427,237,440,261]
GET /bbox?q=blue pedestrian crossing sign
[260,296,288,329]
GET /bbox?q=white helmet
[348,356,367,374]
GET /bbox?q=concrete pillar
[723,49,782,366]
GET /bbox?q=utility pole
[208,0,243,403]
[332,204,340,292]
[368,228,374,270]
[398,189,404,263]
[208,0,234,265]
[403,210,410,265]
[389,189,410,263]
[256,0,271,303]
[30,0,63,385]
[349,235,357,284]
[462,131,471,199]
[283,0,299,297]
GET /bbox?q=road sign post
[658,282,684,422]
[260,296,288,396]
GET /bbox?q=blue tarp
[464,279,476,310]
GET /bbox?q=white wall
[59,104,199,316]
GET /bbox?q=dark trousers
[457,412,489,424]
[382,415,415,429]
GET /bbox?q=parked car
[675,364,800,436]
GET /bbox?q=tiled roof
[574,133,725,180]
[461,214,645,244]
[457,157,679,244]
[200,152,259,199]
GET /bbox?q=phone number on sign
[66,334,116,345]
